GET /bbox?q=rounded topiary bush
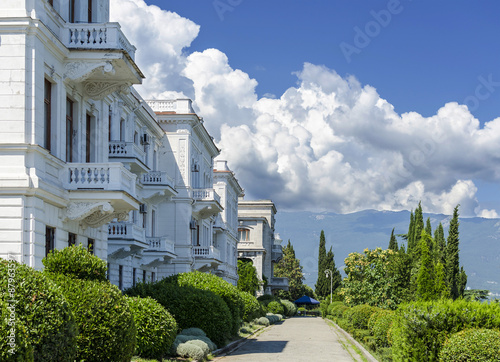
[0,259,77,361]
[255,317,270,326]
[267,301,285,315]
[327,301,345,316]
[368,310,395,348]
[240,291,265,322]
[47,273,136,362]
[126,296,177,360]
[0,299,33,361]
[43,244,107,281]
[439,328,500,362]
[174,334,217,352]
[280,299,297,317]
[330,304,349,319]
[175,342,206,361]
[180,328,206,337]
[126,281,231,347]
[344,304,379,330]
[164,271,244,335]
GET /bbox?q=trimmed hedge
[47,273,136,362]
[240,291,265,322]
[368,309,394,348]
[0,260,77,361]
[174,333,217,352]
[330,304,349,319]
[254,317,270,326]
[0,299,33,361]
[43,245,107,281]
[126,296,177,360]
[280,299,297,317]
[126,281,231,347]
[163,271,244,335]
[392,299,500,361]
[439,328,500,362]
[343,304,379,330]
[327,301,345,316]
[267,301,285,315]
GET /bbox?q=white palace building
[0,0,288,293]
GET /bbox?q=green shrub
[163,272,244,335]
[267,301,285,315]
[0,299,33,361]
[439,328,500,362]
[368,310,395,348]
[126,281,231,347]
[391,299,500,362]
[330,304,349,319]
[327,301,345,316]
[265,313,282,324]
[186,339,210,356]
[343,304,379,330]
[180,328,206,337]
[47,273,136,362]
[43,245,107,281]
[280,299,297,317]
[126,296,177,360]
[175,342,206,361]
[0,260,77,361]
[255,317,270,326]
[257,294,281,310]
[174,334,217,352]
[240,291,265,322]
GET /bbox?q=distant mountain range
[275,210,500,297]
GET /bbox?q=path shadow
[229,340,288,355]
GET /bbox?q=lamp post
[325,269,333,304]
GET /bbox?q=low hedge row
[240,291,265,322]
[439,328,500,361]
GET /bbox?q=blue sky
[113,0,500,217]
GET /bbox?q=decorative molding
[178,139,186,185]
[64,61,111,81]
[84,81,130,100]
[65,202,129,229]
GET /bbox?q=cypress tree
[446,205,461,299]
[416,232,434,301]
[425,217,432,236]
[434,222,446,265]
[315,230,328,297]
[413,202,424,247]
[325,247,342,294]
[407,211,415,252]
[388,228,399,251]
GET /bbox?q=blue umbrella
[294,295,320,305]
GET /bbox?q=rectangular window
[119,265,123,290]
[108,106,112,141]
[45,226,55,257]
[143,270,146,283]
[238,229,249,241]
[68,232,76,247]
[151,272,156,283]
[132,268,136,287]
[44,79,52,152]
[87,0,93,22]
[151,210,156,237]
[69,0,76,23]
[86,113,92,163]
[88,238,94,254]
[120,119,125,141]
[107,263,110,280]
[66,97,74,162]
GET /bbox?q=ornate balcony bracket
[64,61,115,82]
[65,201,128,229]
[141,256,168,268]
[83,81,131,100]
[108,245,143,260]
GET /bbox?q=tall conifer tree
[315,230,328,297]
[425,217,432,236]
[446,205,461,299]
[434,222,446,264]
[407,211,415,252]
[325,247,342,294]
[388,228,399,251]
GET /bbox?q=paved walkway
[215,317,357,362]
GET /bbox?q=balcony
[62,163,139,228]
[269,277,289,291]
[108,141,148,174]
[191,188,223,219]
[62,23,143,100]
[193,245,222,272]
[107,222,147,260]
[271,244,284,263]
[140,171,176,201]
[142,236,176,268]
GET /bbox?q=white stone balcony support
[271,244,283,263]
[141,171,173,187]
[140,171,177,202]
[62,23,136,60]
[146,236,175,254]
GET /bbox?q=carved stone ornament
[65,202,129,229]
[64,61,113,82]
[84,81,130,100]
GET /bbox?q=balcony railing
[141,171,173,187]
[109,141,145,162]
[108,222,145,242]
[146,100,175,112]
[193,245,221,261]
[270,277,289,287]
[146,237,175,254]
[192,188,221,204]
[63,163,136,196]
[62,23,136,60]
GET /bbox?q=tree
[388,228,399,251]
[416,232,435,301]
[434,222,446,264]
[315,230,329,298]
[274,240,305,300]
[425,217,432,237]
[237,259,260,295]
[446,205,461,299]
[324,246,342,296]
